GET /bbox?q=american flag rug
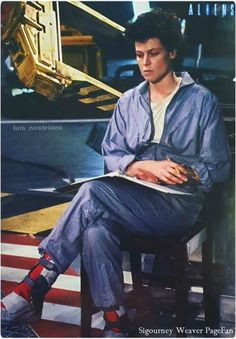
[1,232,105,338]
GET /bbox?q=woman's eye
[149,52,159,57]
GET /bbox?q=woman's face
[135,37,176,83]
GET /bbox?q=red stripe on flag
[30,319,102,337]
[46,288,81,307]
[1,233,40,246]
[30,319,81,338]
[1,255,38,269]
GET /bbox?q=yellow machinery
[1,1,127,234]
[1,1,124,112]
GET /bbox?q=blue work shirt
[102,72,230,194]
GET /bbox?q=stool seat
[120,220,207,256]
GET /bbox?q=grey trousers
[39,178,202,309]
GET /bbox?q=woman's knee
[73,181,104,221]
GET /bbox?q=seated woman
[1,8,230,337]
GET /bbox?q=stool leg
[175,246,189,338]
[129,252,144,311]
[129,252,142,290]
[81,260,93,337]
[202,239,221,327]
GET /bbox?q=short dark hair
[124,8,185,69]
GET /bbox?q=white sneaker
[1,292,42,325]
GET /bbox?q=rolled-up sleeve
[153,93,231,192]
[101,99,136,173]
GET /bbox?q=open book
[55,171,192,195]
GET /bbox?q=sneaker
[1,292,42,325]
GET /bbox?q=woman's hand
[127,160,188,185]
[125,167,160,184]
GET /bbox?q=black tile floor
[126,291,235,338]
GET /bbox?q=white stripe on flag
[1,267,80,292]
[1,243,40,258]
[42,302,80,325]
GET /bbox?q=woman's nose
[143,55,150,65]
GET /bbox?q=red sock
[14,253,51,302]
[104,310,121,333]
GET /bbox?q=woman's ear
[169,50,177,59]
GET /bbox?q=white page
[56,171,192,195]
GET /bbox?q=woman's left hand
[125,167,160,184]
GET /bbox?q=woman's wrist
[127,160,150,172]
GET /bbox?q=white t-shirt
[151,78,181,143]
